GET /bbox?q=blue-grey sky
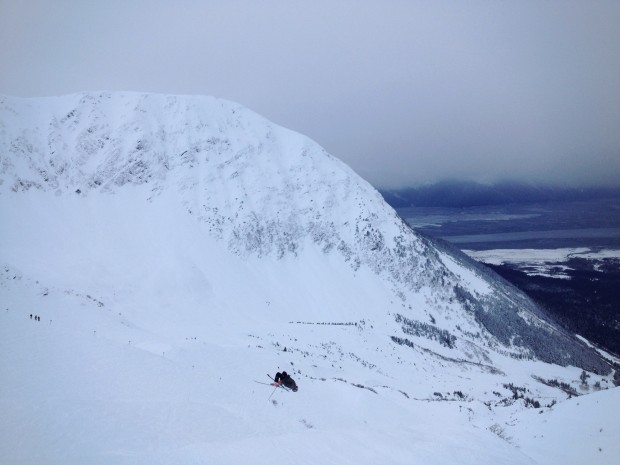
[1,0,619,188]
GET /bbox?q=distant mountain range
[379,180,620,208]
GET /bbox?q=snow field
[1,190,616,464]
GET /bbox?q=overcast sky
[1,0,619,188]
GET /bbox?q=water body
[396,197,620,251]
[444,227,620,244]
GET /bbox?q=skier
[274,371,298,392]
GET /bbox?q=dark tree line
[487,258,620,356]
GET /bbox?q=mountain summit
[0,92,616,464]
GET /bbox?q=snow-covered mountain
[1,92,617,465]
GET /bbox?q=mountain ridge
[0,91,612,373]
[1,91,617,464]
[380,179,620,208]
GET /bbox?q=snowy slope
[0,92,617,464]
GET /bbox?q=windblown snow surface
[1,92,618,465]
